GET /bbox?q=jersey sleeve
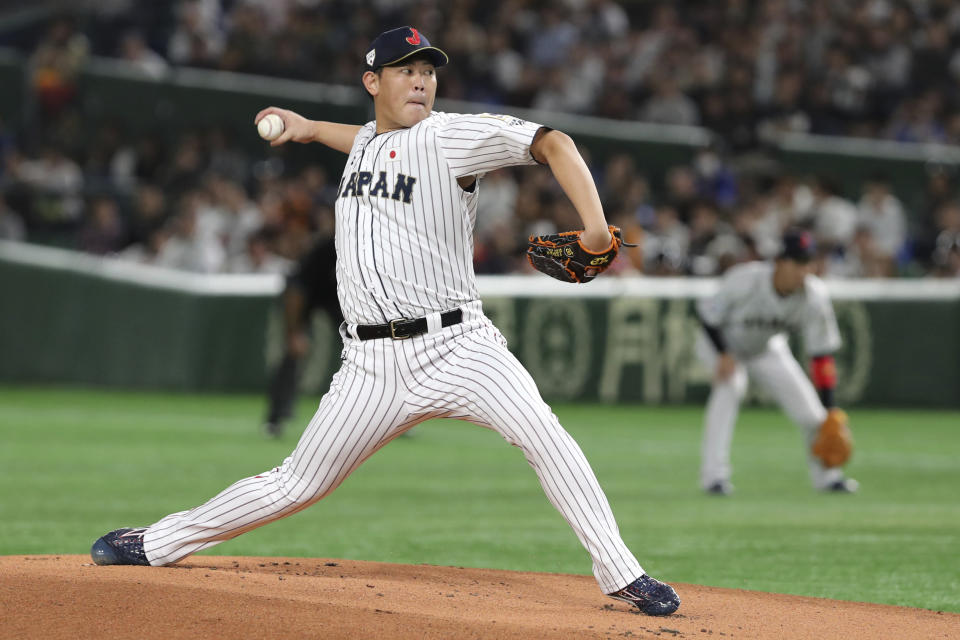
[433,113,543,178]
[802,276,842,355]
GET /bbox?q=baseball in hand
[257,114,284,141]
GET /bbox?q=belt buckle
[389,318,411,340]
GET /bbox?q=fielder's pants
[696,330,845,490]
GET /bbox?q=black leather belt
[355,309,463,341]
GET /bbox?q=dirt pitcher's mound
[1,556,956,639]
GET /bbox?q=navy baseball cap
[365,27,449,71]
[779,229,816,262]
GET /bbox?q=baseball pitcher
[91,26,680,616]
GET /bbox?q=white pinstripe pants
[143,301,643,593]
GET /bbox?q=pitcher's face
[366,59,437,131]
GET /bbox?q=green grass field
[2,386,958,613]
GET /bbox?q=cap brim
[378,46,449,69]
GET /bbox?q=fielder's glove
[527,225,628,283]
[811,408,853,468]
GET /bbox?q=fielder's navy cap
[779,228,816,262]
[365,26,449,71]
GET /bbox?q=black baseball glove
[527,225,628,283]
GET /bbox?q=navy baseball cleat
[91,528,150,566]
[608,574,681,616]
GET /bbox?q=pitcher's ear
[362,70,380,98]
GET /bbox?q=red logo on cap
[406,28,421,45]
[799,233,810,248]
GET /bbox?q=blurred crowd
[482,147,960,278]
[0,115,336,275]
[15,0,960,145]
[1,0,960,278]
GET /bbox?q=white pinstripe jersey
[334,111,543,324]
[696,261,842,358]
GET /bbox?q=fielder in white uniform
[90,26,680,616]
[695,229,857,495]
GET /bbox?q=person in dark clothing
[263,234,342,437]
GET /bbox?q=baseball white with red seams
[257,114,284,141]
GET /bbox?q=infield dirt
[1,555,956,639]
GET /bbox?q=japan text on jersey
[338,171,417,203]
[332,112,543,325]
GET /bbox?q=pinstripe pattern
[335,112,541,325]
[141,114,644,594]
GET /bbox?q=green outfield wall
[0,258,271,390]
[2,243,958,406]
[481,294,958,407]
